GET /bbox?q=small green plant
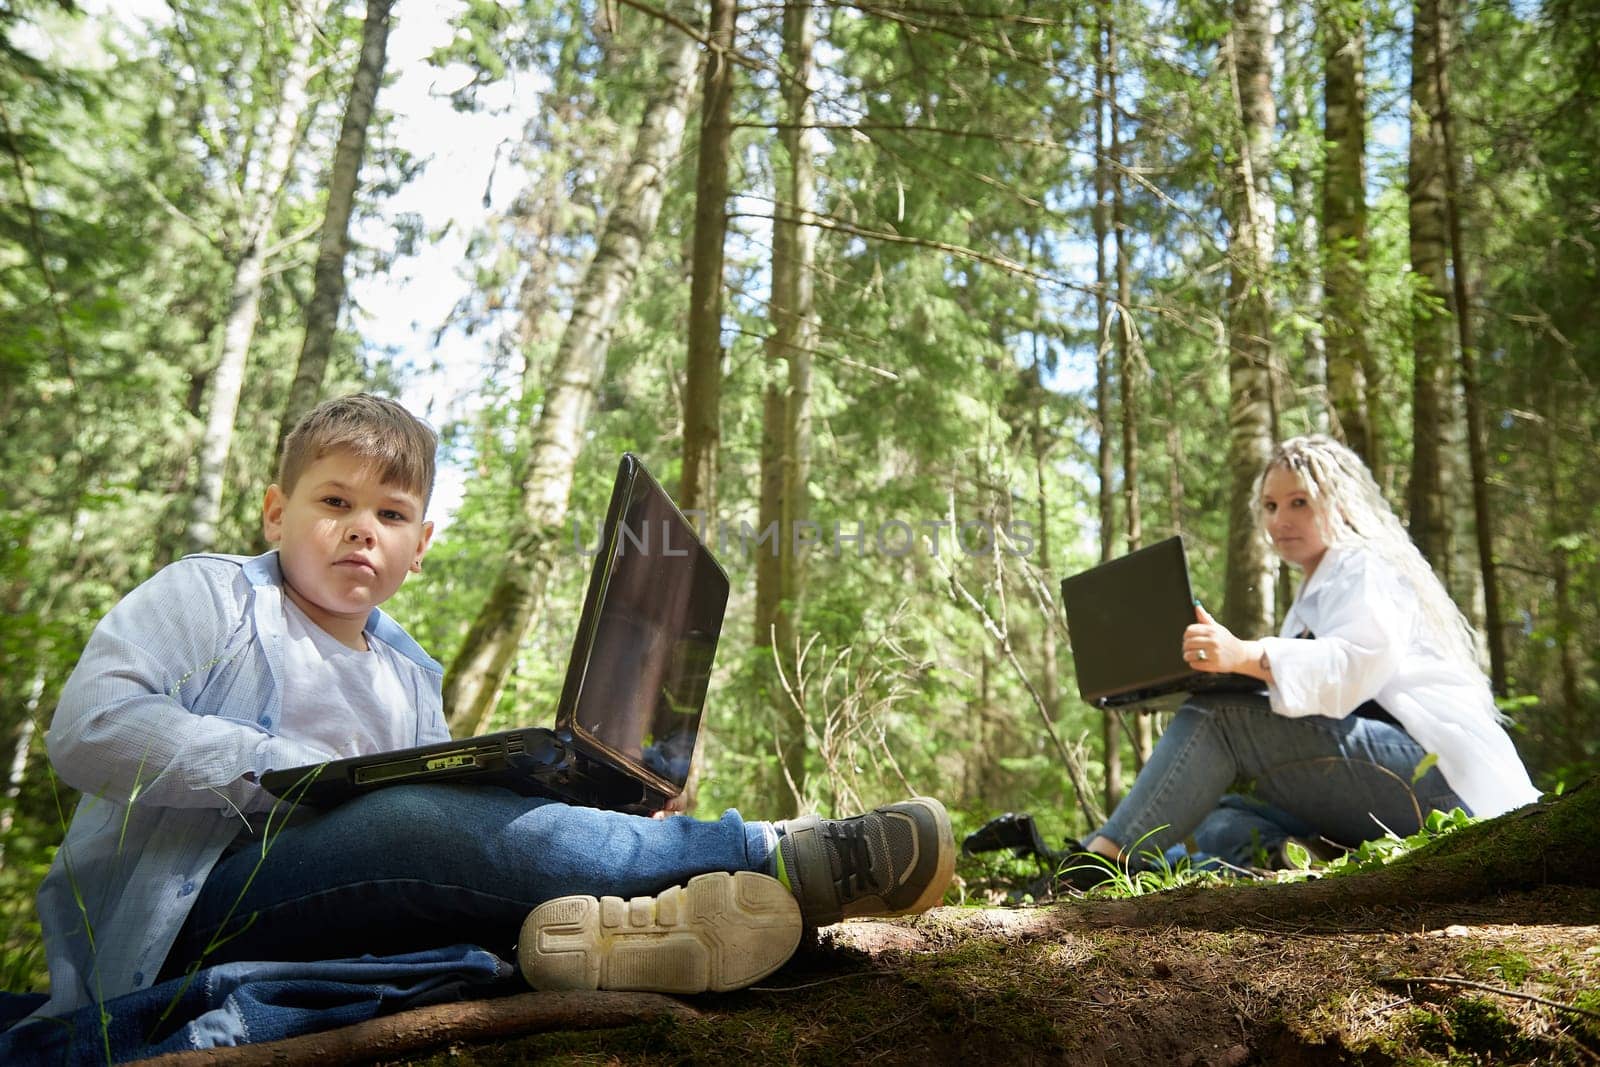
[1322,807,1478,876]
[1052,827,1229,898]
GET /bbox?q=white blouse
[1259,543,1541,818]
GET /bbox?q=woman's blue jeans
[1095,692,1466,868]
[162,784,774,976]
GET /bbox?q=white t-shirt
[278,597,419,760]
[1259,543,1542,819]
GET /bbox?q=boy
[35,394,954,1019]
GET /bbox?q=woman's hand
[1183,603,1266,677]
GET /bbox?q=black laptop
[260,453,728,816]
[1060,536,1262,709]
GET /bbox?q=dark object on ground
[962,812,1068,864]
[964,812,1137,901]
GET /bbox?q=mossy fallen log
[1069,776,1599,929]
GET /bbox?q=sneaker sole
[517,871,802,994]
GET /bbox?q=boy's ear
[410,520,435,574]
[262,484,286,544]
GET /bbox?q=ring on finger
[1196,649,1208,662]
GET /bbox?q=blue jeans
[162,784,775,976]
[1096,692,1467,867]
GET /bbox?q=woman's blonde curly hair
[1252,434,1484,679]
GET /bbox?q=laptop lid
[260,453,727,810]
[1060,536,1222,707]
[556,454,728,796]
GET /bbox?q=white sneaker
[517,871,802,993]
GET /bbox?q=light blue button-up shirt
[35,552,448,1017]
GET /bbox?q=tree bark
[1286,0,1327,435]
[1108,21,1152,771]
[1094,7,1121,813]
[1321,0,1376,465]
[1030,356,1061,731]
[1407,0,1455,577]
[182,0,324,555]
[1433,14,1506,693]
[756,0,819,819]
[680,0,738,518]
[1222,0,1277,640]
[1111,26,1139,560]
[442,25,702,733]
[273,0,396,469]
[1544,384,1582,740]
[139,990,700,1067]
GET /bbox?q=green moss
[1573,989,1600,1043]
[1411,996,1538,1062]
[1462,948,1531,985]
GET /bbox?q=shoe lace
[825,819,879,899]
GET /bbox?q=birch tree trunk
[275,0,395,461]
[1112,22,1140,558]
[1407,0,1455,575]
[680,0,737,518]
[756,0,819,818]
[1322,0,1376,464]
[1222,0,1278,640]
[182,0,323,555]
[442,26,702,734]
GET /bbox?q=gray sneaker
[517,871,802,993]
[774,796,955,927]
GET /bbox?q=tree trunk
[1163,380,1186,538]
[755,0,819,819]
[1109,19,1153,774]
[1321,0,1375,465]
[182,0,324,555]
[442,25,702,734]
[1111,28,1140,559]
[1030,357,1061,731]
[1544,385,1582,740]
[1407,0,1454,576]
[1093,7,1121,813]
[1434,19,1506,693]
[0,669,42,871]
[273,0,395,468]
[1222,0,1277,640]
[1286,0,1327,435]
[680,0,737,518]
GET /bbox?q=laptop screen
[1060,536,1199,705]
[557,456,728,793]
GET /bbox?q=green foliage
[1322,807,1479,877]
[2,0,1598,1012]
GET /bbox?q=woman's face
[1261,465,1329,574]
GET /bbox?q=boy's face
[262,448,433,644]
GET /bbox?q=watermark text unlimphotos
[571,513,1035,560]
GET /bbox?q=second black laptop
[1060,536,1263,709]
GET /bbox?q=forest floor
[167,882,1600,1066]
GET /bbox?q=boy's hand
[651,793,690,819]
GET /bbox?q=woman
[1073,435,1541,880]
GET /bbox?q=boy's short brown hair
[278,393,438,506]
